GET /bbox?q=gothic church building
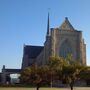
[22,14,86,69]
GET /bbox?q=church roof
[24,45,44,59]
[59,17,74,30]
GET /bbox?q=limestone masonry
[22,14,86,69]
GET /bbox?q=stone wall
[49,28,86,64]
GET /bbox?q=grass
[0,87,90,90]
[0,87,63,90]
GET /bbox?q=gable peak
[59,17,74,30]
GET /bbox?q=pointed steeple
[59,17,74,30]
[46,12,50,36]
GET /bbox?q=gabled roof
[59,17,74,30]
[24,45,44,59]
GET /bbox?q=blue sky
[0,0,90,71]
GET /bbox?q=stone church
[0,14,87,85]
[22,14,86,69]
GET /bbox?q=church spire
[46,12,50,36]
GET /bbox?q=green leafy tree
[48,56,62,87]
[20,55,88,90]
[20,65,41,90]
[20,65,50,90]
[20,66,32,84]
[50,55,87,90]
[79,66,90,86]
[61,59,86,90]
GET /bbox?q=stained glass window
[60,40,72,58]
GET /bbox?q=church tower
[48,17,86,65]
[37,16,86,65]
[43,12,52,64]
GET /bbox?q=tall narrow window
[60,40,72,58]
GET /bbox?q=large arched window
[60,39,72,58]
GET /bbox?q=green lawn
[0,87,90,90]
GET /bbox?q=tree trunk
[36,82,40,90]
[70,82,73,90]
[36,86,39,90]
[70,85,73,90]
